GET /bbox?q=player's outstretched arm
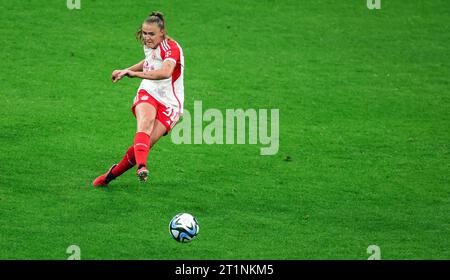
[111,60,145,83]
[125,60,176,80]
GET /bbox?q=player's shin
[133,132,151,169]
[111,145,136,177]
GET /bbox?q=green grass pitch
[0,0,449,259]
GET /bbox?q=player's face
[142,23,165,49]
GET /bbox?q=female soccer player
[93,11,184,186]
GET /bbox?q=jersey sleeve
[162,40,180,65]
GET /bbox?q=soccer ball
[169,213,199,243]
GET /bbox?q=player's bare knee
[137,118,154,135]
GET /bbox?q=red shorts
[131,89,180,134]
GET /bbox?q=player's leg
[134,102,157,182]
[92,89,158,187]
[92,145,137,186]
[92,100,174,186]
[149,119,168,148]
[111,145,136,176]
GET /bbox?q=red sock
[133,132,151,168]
[111,145,136,177]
